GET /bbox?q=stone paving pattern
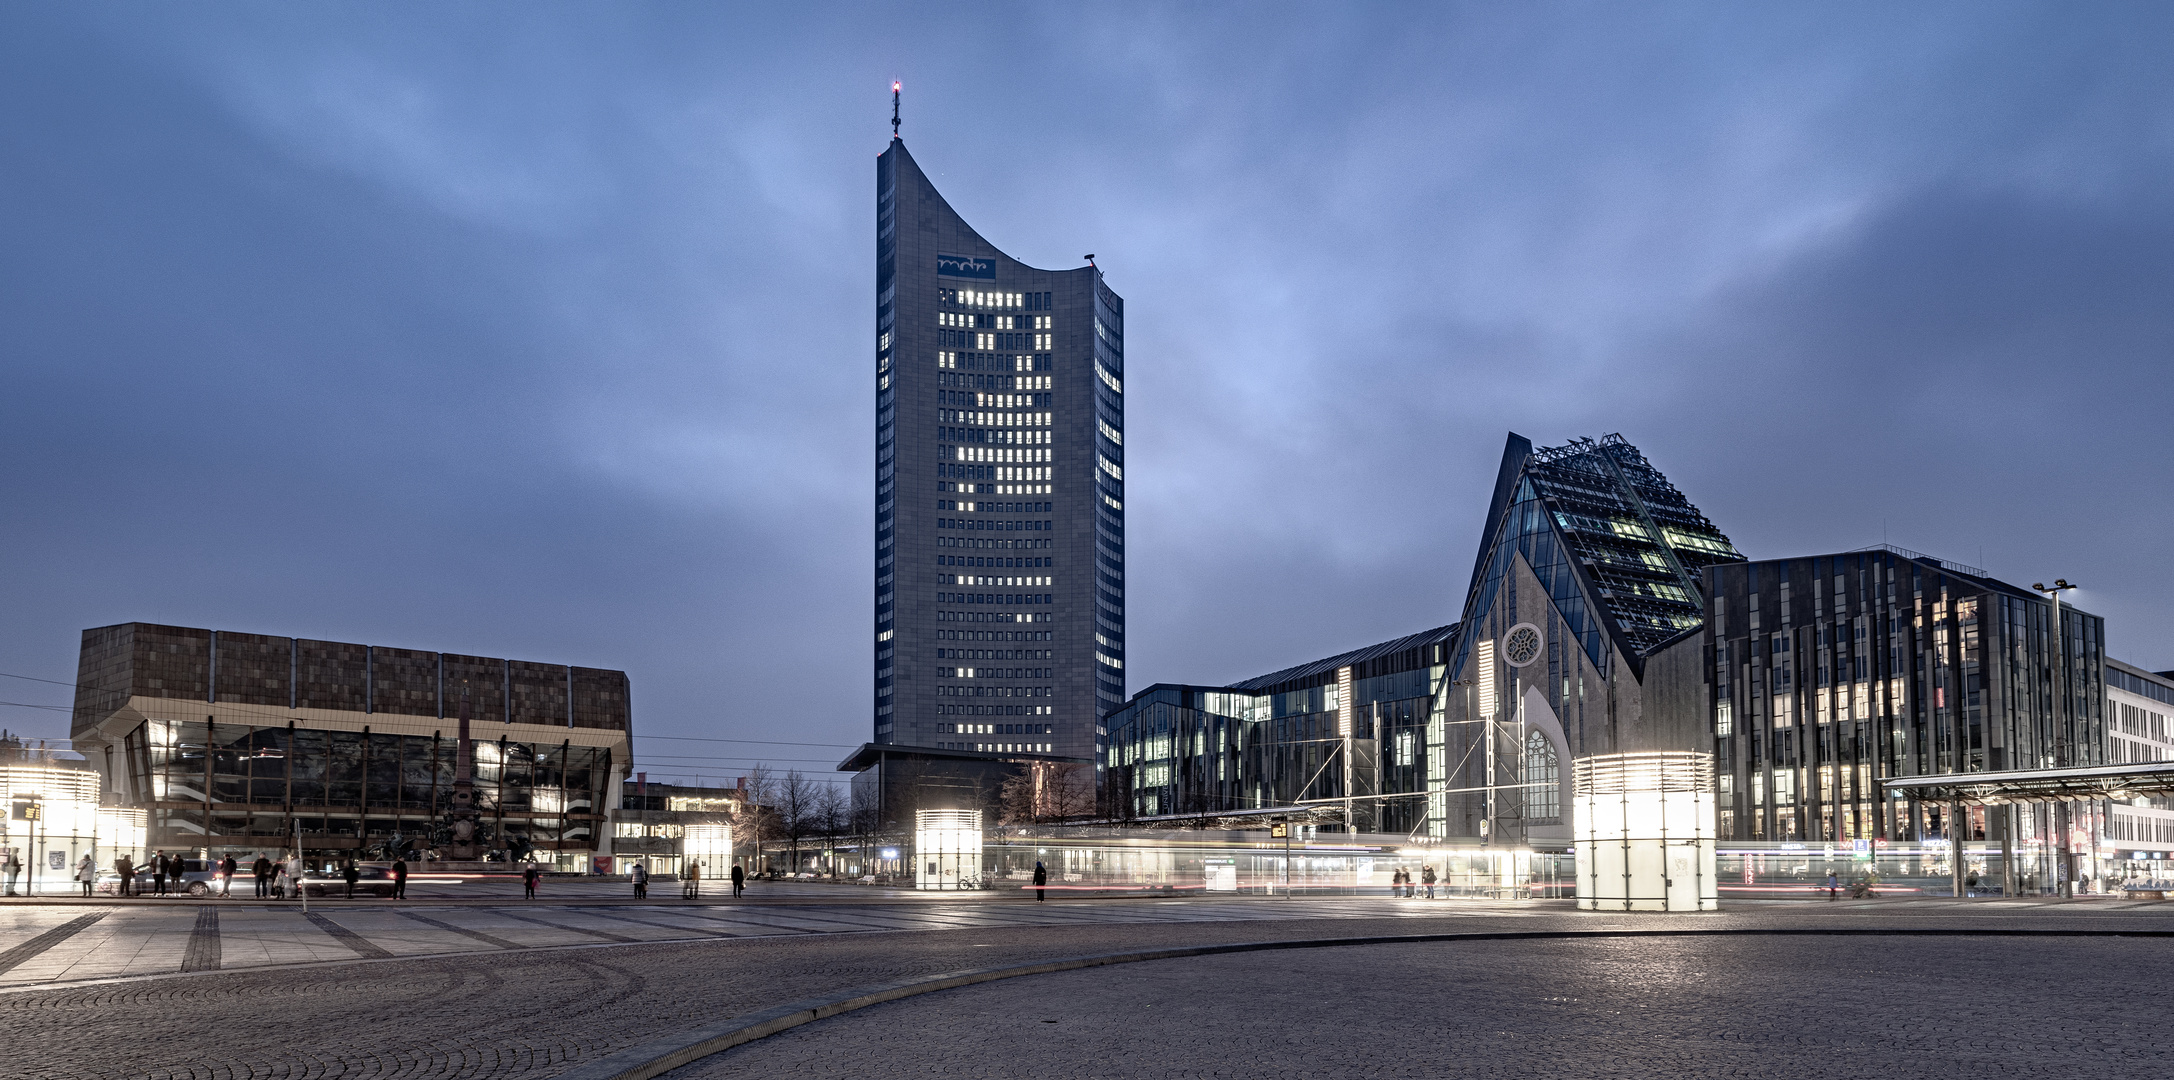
[0,895,1524,986]
[693,930,2174,1078]
[0,894,2168,1080]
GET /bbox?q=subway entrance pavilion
[1097,432,2123,909]
[70,623,631,868]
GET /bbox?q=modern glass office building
[70,622,631,866]
[1102,626,1456,828]
[875,134,1123,759]
[1701,551,2106,844]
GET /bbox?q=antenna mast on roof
[891,80,901,139]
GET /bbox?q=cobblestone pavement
[0,897,2169,1080]
[688,930,2174,1079]
[0,893,1560,987]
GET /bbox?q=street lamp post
[2033,579,2077,898]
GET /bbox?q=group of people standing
[627,860,745,900]
[64,850,393,899]
[1386,865,1437,899]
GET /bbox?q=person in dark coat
[115,854,135,897]
[523,862,541,900]
[253,854,273,898]
[220,854,239,897]
[730,862,745,898]
[1421,864,1436,900]
[1033,860,1048,901]
[341,858,360,899]
[148,850,167,897]
[391,857,408,899]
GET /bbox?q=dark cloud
[3,4,2171,782]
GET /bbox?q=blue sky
[4,3,2171,784]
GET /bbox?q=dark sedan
[301,866,397,898]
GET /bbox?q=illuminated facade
[0,747,146,894]
[611,779,744,876]
[2105,661,2174,872]
[1702,549,2105,847]
[1102,626,1457,828]
[876,136,1124,760]
[70,623,631,867]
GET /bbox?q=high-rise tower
[875,135,1124,759]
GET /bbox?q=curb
[552,925,2174,1080]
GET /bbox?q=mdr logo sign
[937,253,995,279]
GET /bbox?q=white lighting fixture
[914,808,983,891]
[1476,638,1498,719]
[1571,752,1717,912]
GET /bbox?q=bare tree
[849,781,883,879]
[1042,762,1096,822]
[731,765,779,875]
[997,761,1097,825]
[998,769,1039,826]
[811,783,847,877]
[775,769,821,875]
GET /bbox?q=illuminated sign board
[938,254,996,279]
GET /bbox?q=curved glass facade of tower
[875,138,1123,760]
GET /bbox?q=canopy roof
[1883,762,2174,804]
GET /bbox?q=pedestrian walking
[1033,860,1047,901]
[284,851,304,900]
[77,854,97,897]
[1421,865,1436,900]
[630,862,648,899]
[2,847,21,896]
[730,862,745,898]
[391,856,408,899]
[115,853,135,897]
[682,860,700,900]
[1826,870,1839,901]
[341,858,359,899]
[220,854,239,898]
[253,854,272,898]
[523,862,541,900]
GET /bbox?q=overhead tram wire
[0,668,866,748]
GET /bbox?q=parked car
[93,860,225,896]
[300,865,396,898]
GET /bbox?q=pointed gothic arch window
[1525,729,1560,825]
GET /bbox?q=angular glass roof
[1456,433,1742,679]
[1525,434,1741,654]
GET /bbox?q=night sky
[5,4,2171,785]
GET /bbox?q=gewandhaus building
[71,622,631,867]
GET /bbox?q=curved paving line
[554,926,2174,1080]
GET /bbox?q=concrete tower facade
[875,137,1124,759]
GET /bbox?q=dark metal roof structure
[1882,763,2174,804]
[1229,624,1458,693]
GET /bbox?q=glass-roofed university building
[1104,433,1744,851]
[1103,431,2111,901]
